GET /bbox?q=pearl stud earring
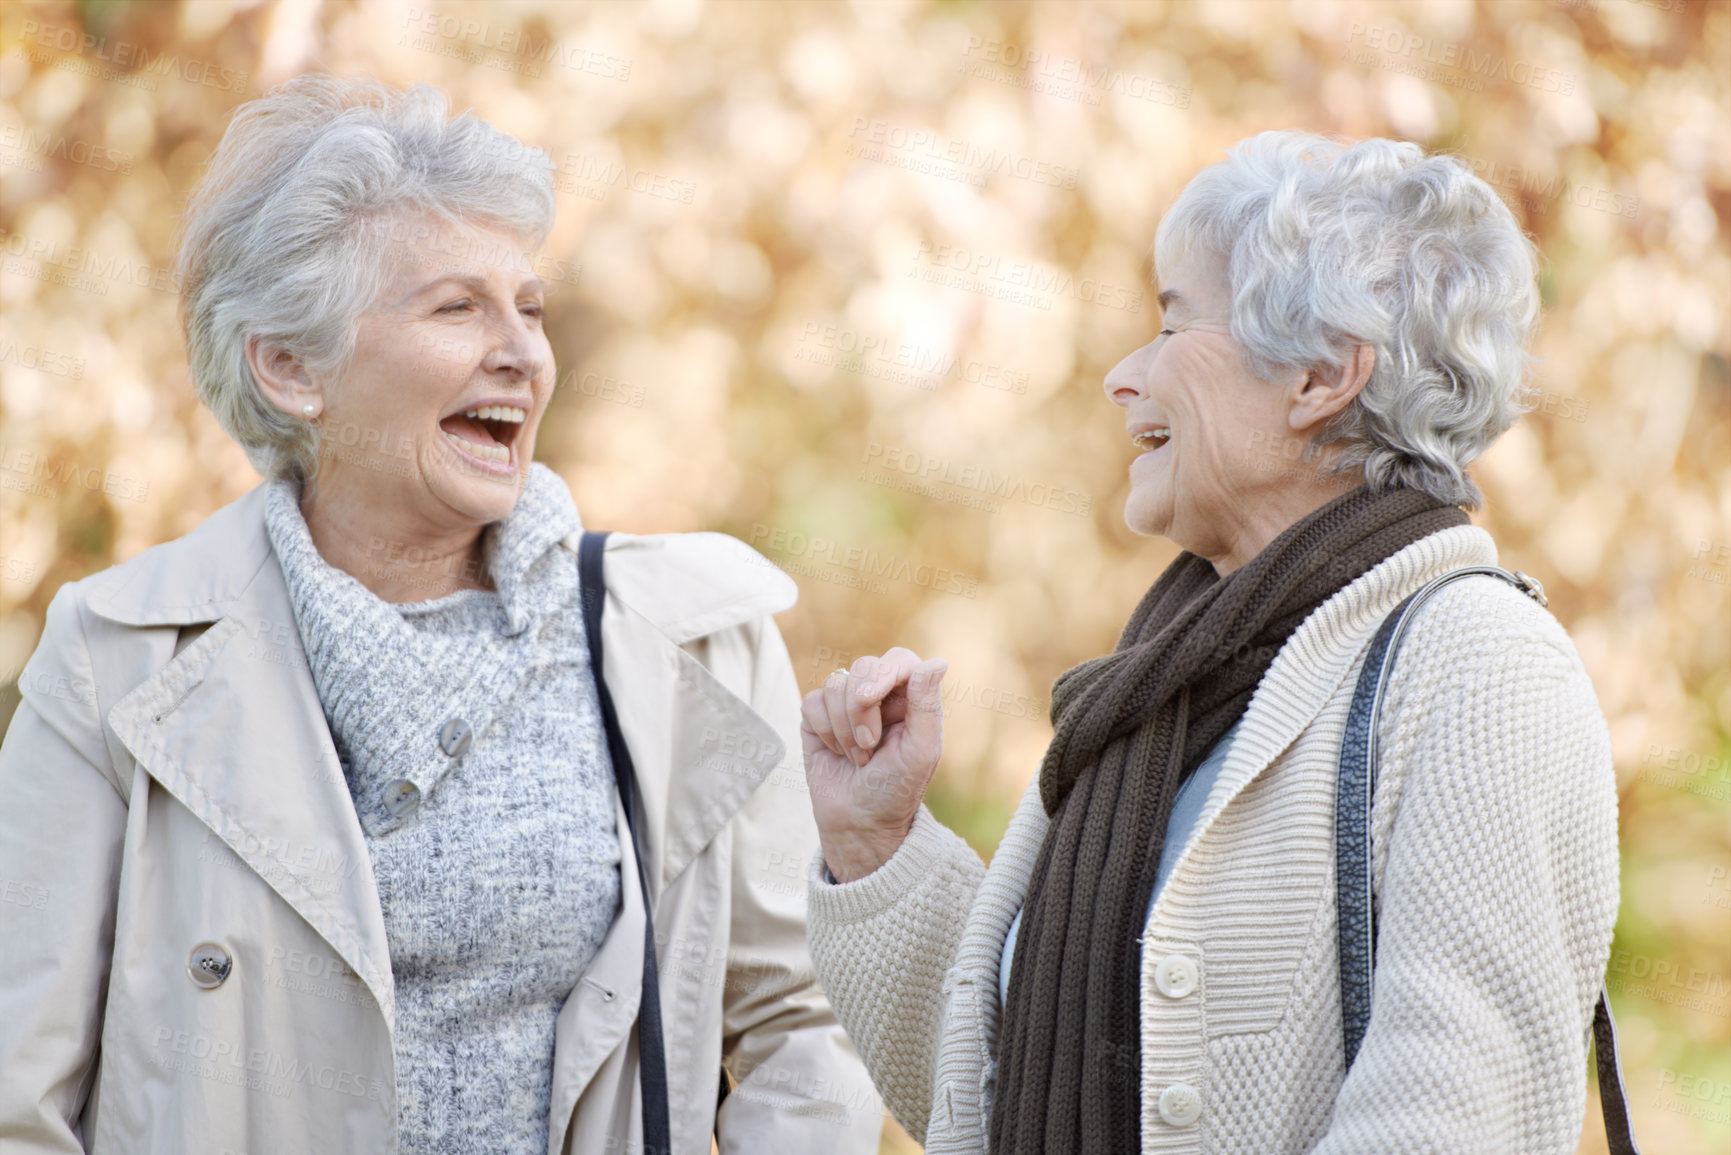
[302,403,316,417]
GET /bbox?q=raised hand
[800,647,948,882]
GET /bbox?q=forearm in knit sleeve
[1312,588,1621,1154]
[805,806,987,1144]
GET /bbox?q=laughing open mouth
[439,404,526,465]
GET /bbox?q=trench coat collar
[89,480,798,1049]
[85,484,278,627]
[84,483,800,645]
[571,526,799,647]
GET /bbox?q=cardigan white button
[1153,954,1198,998]
[1157,1082,1202,1126]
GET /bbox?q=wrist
[819,821,913,884]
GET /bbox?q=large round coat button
[187,943,232,989]
[439,718,473,757]
[1157,1082,1202,1126]
[1153,954,1199,999]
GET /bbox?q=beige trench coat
[0,483,882,1155]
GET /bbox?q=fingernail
[854,725,873,749]
[851,747,869,766]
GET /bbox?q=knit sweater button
[1157,1083,1202,1126]
[1153,954,1199,998]
[439,718,473,757]
[384,779,421,817]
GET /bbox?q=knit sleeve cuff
[807,806,974,926]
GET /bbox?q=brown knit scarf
[989,484,1467,1153]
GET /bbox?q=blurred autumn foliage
[2,0,1727,1151]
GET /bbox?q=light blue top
[997,719,1242,1008]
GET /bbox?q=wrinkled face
[1103,246,1304,558]
[316,211,554,529]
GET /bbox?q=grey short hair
[1154,131,1541,508]
[176,74,555,483]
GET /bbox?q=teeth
[462,405,527,423]
[444,430,511,463]
[1132,428,1172,450]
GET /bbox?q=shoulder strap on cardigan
[1336,564,1639,1153]
[579,531,673,1155]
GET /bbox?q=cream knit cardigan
[806,526,1620,1154]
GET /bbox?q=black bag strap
[1336,564,1639,1153]
[579,531,672,1155]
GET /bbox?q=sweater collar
[263,463,579,636]
[481,464,583,635]
[261,465,581,834]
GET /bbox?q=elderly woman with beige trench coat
[0,76,879,1155]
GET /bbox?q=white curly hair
[1154,131,1542,508]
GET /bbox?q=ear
[1289,343,1373,434]
[245,335,323,418]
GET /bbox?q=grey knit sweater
[263,465,622,1155]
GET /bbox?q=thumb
[901,658,948,759]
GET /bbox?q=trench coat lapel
[92,488,397,1031]
[547,528,795,1150]
[570,530,793,903]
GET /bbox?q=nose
[1103,339,1156,408]
[482,315,546,383]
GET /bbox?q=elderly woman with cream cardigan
[801,133,1620,1154]
[0,76,878,1155]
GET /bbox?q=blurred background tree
[1,0,1726,1150]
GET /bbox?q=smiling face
[1103,245,1354,574]
[316,211,554,531]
